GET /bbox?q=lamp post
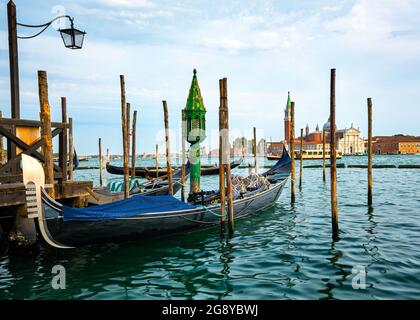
[184,69,206,195]
[7,0,86,121]
[6,1,86,170]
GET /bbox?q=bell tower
[284,91,291,142]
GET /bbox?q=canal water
[0,155,419,299]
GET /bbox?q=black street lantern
[6,0,87,124]
[59,20,86,49]
[15,10,86,50]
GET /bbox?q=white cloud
[71,3,171,21]
[95,0,156,9]
[192,14,314,52]
[325,0,420,53]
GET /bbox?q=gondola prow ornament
[21,154,73,249]
[184,69,206,194]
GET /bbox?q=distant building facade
[266,91,366,155]
[336,125,365,155]
[373,135,420,154]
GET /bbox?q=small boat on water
[267,149,342,160]
[89,162,191,205]
[106,162,178,178]
[107,158,243,178]
[78,156,90,162]
[53,148,79,169]
[21,149,290,248]
[295,150,342,160]
[73,149,79,169]
[199,158,243,176]
[266,153,282,161]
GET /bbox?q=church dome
[323,117,331,130]
[323,117,336,131]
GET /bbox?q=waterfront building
[373,135,420,154]
[336,124,365,155]
[266,93,365,156]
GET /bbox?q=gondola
[106,162,178,178]
[88,162,191,205]
[266,154,281,161]
[200,158,243,176]
[22,148,290,248]
[53,148,79,169]
[73,148,79,169]
[107,158,243,178]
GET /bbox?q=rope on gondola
[176,205,223,225]
[179,215,219,225]
[197,205,223,217]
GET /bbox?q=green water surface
[1,155,419,299]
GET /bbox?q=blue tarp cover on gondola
[62,195,197,221]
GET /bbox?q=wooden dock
[0,180,92,210]
[0,70,93,247]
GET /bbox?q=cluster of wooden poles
[96,75,242,236]
[289,68,374,240]
[0,111,4,165]
[94,70,376,241]
[97,75,178,199]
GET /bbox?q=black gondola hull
[41,180,286,247]
[107,159,241,177]
[106,163,172,178]
[200,159,242,175]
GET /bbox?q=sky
[1,0,420,155]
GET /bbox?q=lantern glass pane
[73,29,85,48]
[59,28,85,49]
[60,29,74,48]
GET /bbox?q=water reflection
[363,207,379,291]
[217,238,234,299]
[318,241,351,300]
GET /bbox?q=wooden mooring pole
[59,97,67,183]
[120,75,129,199]
[299,128,303,191]
[330,68,339,240]
[222,78,234,236]
[68,117,73,180]
[181,110,186,202]
[367,97,373,206]
[131,110,137,178]
[322,128,326,182]
[0,111,4,165]
[219,79,226,233]
[7,1,19,173]
[126,102,131,173]
[155,144,159,178]
[98,138,103,186]
[253,127,257,173]
[290,101,295,204]
[162,100,173,195]
[38,70,55,198]
[7,0,20,120]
